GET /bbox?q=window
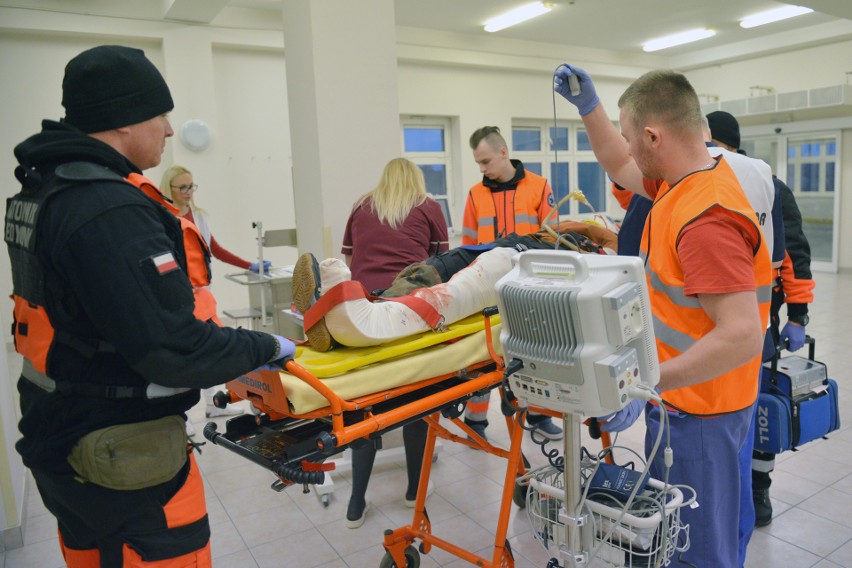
[787,137,837,196]
[511,122,609,219]
[744,131,840,266]
[401,117,454,231]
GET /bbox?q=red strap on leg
[303,281,445,332]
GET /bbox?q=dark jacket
[8,120,276,470]
[773,176,813,318]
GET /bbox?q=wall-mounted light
[642,28,716,52]
[484,2,553,33]
[740,6,813,29]
[180,119,211,152]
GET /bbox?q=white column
[282,0,400,258]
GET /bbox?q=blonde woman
[339,157,448,528]
[341,157,449,292]
[161,165,270,274]
[160,165,262,422]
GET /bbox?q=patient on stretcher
[293,222,618,352]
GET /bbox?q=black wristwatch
[788,314,809,327]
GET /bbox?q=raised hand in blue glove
[249,260,272,274]
[553,64,600,116]
[780,322,806,352]
[597,399,645,433]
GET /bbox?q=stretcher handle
[482,306,502,366]
[283,359,353,433]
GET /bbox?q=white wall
[685,38,852,102]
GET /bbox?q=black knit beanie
[706,110,741,150]
[62,45,174,134]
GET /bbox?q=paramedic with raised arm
[554,65,771,566]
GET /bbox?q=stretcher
[204,309,537,567]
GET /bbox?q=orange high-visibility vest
[640,158,772,415]
[126,173,220,324]
[461,171,552,245]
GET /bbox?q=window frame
[511,120,613,220]
[401,116,455,233]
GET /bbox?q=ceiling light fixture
[484,2,553,33]
[642,28,716,52]
[740,5,813,29]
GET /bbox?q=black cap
[62,45,174,134]
[706,110,740,150]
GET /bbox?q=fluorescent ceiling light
[484,2,552,33]
[642,28,716,52]
[740,5,813,29]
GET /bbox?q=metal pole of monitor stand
[252,221,271,327]
[561,413,591,567]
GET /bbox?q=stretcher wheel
[512,453,532,509]
[379,545,420,568]
[441,401,465,419]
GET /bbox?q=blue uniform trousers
[646,404,752,567]
[737,401,758,566]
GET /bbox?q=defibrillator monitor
[495,250,659,417]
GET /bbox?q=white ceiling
[6,0,852,69]
[392,0,845,55]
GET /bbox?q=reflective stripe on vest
[22,357,191,399]
[641,157,772,415]
[464,172,550,243]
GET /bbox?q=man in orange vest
[555,66,772,566]
[461,126,562,442]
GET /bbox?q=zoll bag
[754,337,840,454]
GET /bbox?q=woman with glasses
[160,165,269,275]
[160,164,266,424]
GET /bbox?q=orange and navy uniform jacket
[773,176,814,320]
[462,160,553,245]
[6,120,276,472]
[640,158,772,415]
[126,173,220,324]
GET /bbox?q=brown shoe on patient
[292,253,334,352]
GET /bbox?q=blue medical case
[754,337,840,454]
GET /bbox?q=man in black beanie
[706,110,741,152]
[5,45,294,567]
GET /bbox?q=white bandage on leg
[321,247,517,347]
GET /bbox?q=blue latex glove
[249,260,272,274]
[598,399,644,433]
[780,322,806,352]
[553,64,600,116]
[261,333,295,368]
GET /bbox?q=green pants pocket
[68,415,188,490]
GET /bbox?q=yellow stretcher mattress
[281,315,503,414]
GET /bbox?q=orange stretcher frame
[209,312,611,568]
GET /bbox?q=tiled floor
[4,270,851,568]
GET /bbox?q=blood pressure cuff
[754,378,840,453]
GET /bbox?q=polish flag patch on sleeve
[151,252,179,275]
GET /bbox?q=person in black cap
[5,45,295,567]
[707,110,816,542]
[706,110,742,151]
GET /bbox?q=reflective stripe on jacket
[640,158,772,415]
[461,171,552,245]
